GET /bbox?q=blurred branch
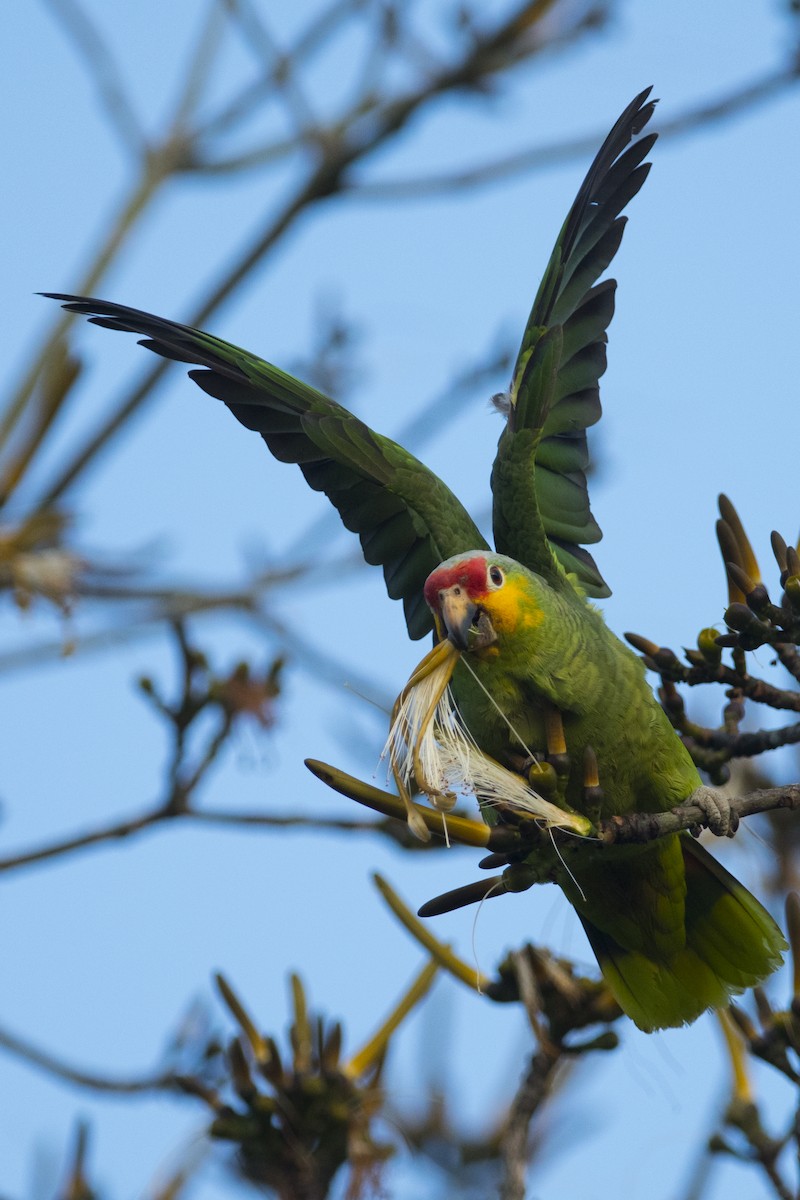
[1,169,159,458]
[167,0,229,132]
[202,0,364,140]
[26,0,593,507]
[0,798,455,877]
[12,5,799,523]
[226,0,319,141]
[0,561,386,691]
[0,803,176,874]
[32,154,353,506]
[44,0,145,154]
[3,3,233,468]
[500,1046,560,1195]
[0,1021,216,1102]
[0,622,371,874]
[352,60,800,198]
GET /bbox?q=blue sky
[2,2,800,1197]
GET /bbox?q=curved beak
[439,586,478,651]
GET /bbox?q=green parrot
[46,87,784,1029]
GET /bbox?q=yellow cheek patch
[480,578,542,634]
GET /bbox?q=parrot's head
[423,551,543,656]
[386,550,587,839]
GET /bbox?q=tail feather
[682,839,785,985]
[579,914,732,1032]
[577,837,785,1032]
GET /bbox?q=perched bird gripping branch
[45,87,785,1030]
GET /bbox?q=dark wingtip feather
[560,88,657,264]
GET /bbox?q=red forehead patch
[423,557,488,609]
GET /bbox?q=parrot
[46,86,785,1029]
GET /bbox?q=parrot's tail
[576,838,785,1032]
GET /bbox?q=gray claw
[689,785,738,837]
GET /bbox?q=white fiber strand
[384,655,589,833]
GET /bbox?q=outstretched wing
[45,295,489,639]
[491,87,657,597]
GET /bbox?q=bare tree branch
[499,1044,561,1200]
[202,0,366,140]
[167,0,229,132]
[350,62,800,199]
[26,0,602,506]
[227,0,320,140]
[597,784,800,845]
[0,1022,219,1103]
[0,799,417,876]
[43,0,145,155]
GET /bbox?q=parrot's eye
[489,566,504,588]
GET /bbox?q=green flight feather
[43,295,488,640]
[492,86,657,597]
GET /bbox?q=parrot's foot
[688,785,739,838]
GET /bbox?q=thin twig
[0,570,394,720]
[0,803,397,876]
[201,0,364,140]
[351,62,800,199]
[44,0,144,154]
[2,169,160,453]
[167,0,229,132]
[35,151,354,507]
[188,808,383,833]
[0,805,170,873]
[0,586,259,675]
[228,0,319,139]
[0,1022,218,1103]
[31,0,617,505]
